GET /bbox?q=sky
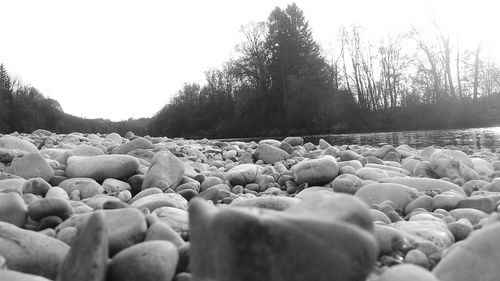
[1,0,499,121]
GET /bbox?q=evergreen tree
[0,64,13,132]
[266,3,330,134]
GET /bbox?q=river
[221,126,500,150]
[302,126,500,150]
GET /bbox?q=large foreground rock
[189,198,377,281]
[433,223,500,281]
[56,211,108,281]
[65,155,139,182]
[0,222,69,279]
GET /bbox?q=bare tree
[456,41,463,98]
[412,27,443,103]
[473,43,481,103]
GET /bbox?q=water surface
[303,127,500,150]
[222,126,500,150]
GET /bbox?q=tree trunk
[456,42,463,98]
[473,43,481,103]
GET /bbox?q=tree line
[148,3,500,138]
[2,3,500,137]
[0,63,149,136]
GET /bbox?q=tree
[266,3,329,133]
[473,43,481,103]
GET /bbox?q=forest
[2,3,500,138]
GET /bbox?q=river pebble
[4,131,500,280]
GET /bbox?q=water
[302,126,500,150]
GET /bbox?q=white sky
[1,0,499,121]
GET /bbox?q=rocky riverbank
[0,129,499,281]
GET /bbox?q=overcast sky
[1,0,498,121]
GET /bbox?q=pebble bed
[0,129,499,281]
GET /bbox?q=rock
[56,208,147,256]
[27,197,74,221]
[151,207,189,236]
[127,149,155,164]
[22,178,51,196]
[0,270,52,281]
[199,176,224,192]
[39,216,63,230]
[370,209,391,224]
[224,164,262,186]
[404,249,429,268]
[462,179,489,195]
[374,224,405,255]
[429,150,474,180]
[142,151,185,191]
[0,178,25,194]
[106,132,122,144]
[379,177,465,196]
[107,241,178,281]
[174,272,192,281]
[338,160,363,171]
[45,186,70,200]
[83,194,121,209]
[404,195,434,215]
[413,161,438,178]
[56,226,78,245]
[340,150,363,161]
[189,198,378,281]
[230,196,300,210]
[6,153,54,181]
[447,220,473,241]
[0,192,27,227]
[72,144,105,156]
[374,145,398,159]
[448,208,488,225]
[129,187,163,204]
[355,183,418,211]
[456,196,496,213]
[130,193,188,211]
[379,264,439,281]
[112,137,154,154]
[145,222,185,247]
[0,135,38,154]
[291,155,339,185]
[102,178,131,194]
[254,143,289,164]
[282,136,304,146]
[433,222,500,281]
[0,222,69,279]
[472,157,494,177]
[329,174,364,194]
[433,192,463,211]
[58,178,104,199]
[285,191,374,231]
[392,220,454,250]
[364,163,410,175]
[66,155,139,182]
[356,167,390,181]
[56,211,107,281]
